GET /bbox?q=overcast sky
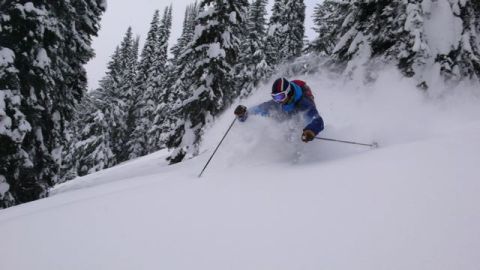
[85,0,320,90]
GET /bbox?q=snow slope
[1,69,480,270]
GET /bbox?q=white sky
[85,0,320,90]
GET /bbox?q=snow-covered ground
[1,68,480,270]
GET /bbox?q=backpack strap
[292,80,306,87]
[292,80,314,101]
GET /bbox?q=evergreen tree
[108,27,138,162]
[309,0,349,56]
[235,0,270,97]
[329,0,399,80]
[0,48,28,206]
[136,10,161,87]
[72,92,115,176]
[283,0,306,59]
[325,0,480,86]
[149,3,201,152]
[127,10,161,159]
[265,0,284,66]
[265,0,306,66]
[128,6,173,158]
[70,26,141,176]
[171,3,200,61]
[157,5,173,77]
[151,4,173,107]
[125,34,140,147]
[0,0,105,208]
[400,0,430,84]
[165,0,249,163]
[249,0,268,36]
[433,0,480,83]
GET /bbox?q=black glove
[301,130,315,143]
[234,105,247,120]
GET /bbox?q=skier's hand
[301,130,315,143]
[234,105,248,121]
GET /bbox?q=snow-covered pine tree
[165,2,200,103]
[127,11,161,159]
[399,0,430,85]
[128,5,173,158]
[265,0,306,66]
[156,5,173,81]
[282,0,306,60]
[71,92,115,176]
[265,0,283,66]
[327,0,406,81]
[149,3,201,153]
[165,0,248,164]
[429,0,480,83]
[309,0,350,56]
[0,0,105,208]
[121,33,140,161]
[235,0,270,98]
[136,10,160,86]
[171,3,199,62]
[59,114,80,182]
[326,0,480,87]
[132,36,140,70]
[150,4,173,112]
[166,2,200,96]
[71,25,141,176]
[107,27,138,162]
[249,0,268,37]
[69,46,122,175]
[0,47,27,207]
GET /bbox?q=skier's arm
[249,101,277,117]
[235,101,277,122]
[302,99,324,135]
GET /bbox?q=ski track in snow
[1,69,480,270]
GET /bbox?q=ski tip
[371,142,379,148]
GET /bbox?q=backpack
[292,80,314,101]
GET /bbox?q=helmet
[271,78,293,104]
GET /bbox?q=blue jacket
[240,82,324,135]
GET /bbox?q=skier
[234,78,324,142]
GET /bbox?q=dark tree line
[0,0,106,208]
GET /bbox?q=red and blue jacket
[240,80,324,135]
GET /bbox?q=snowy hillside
[1,69,480,270]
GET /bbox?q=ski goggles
[271,84,292,103]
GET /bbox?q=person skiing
[234,78,324,142]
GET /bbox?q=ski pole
[314,137,378,148]
[198,118,237,178]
